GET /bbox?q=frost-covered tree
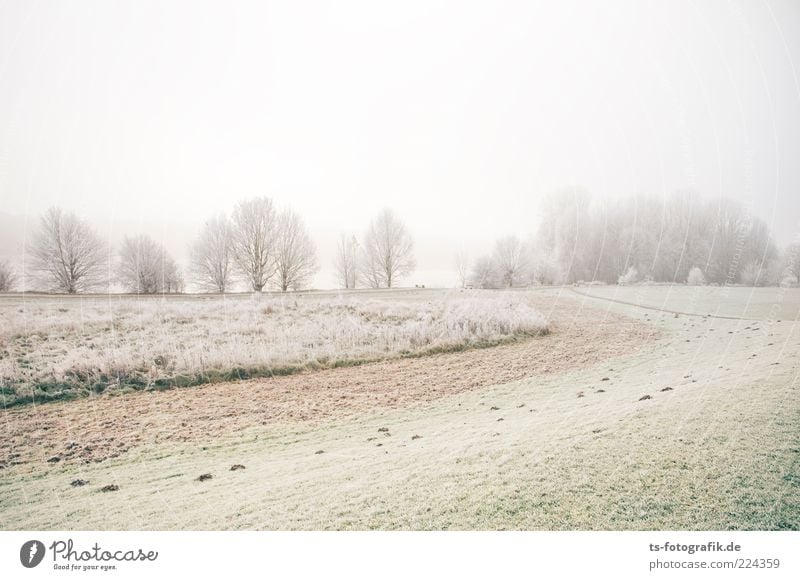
[118,235,183,294]
[361,208,415,288]
[272,209,318,291]
[705,198,776,285]
[29,207,108,293]
[230,197,278,292]
[469,255,498,289]
[492,236,528,288]
[534,188,594,283]
[0,260,16,292]
[454,250,469,288]
[335,234,359,289]
[190,214,233,293]
[784,242,800,281]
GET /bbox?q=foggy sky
[1,0,799,288]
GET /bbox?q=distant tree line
[462,190,799,289]
[3,190,796,294]
[17,197,325,295]
[3,198,418,294]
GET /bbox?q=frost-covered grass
[2,288,796,530]
[0,290,548,406]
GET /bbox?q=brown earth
[0,296,659,470]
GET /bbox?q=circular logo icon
[20,540,46,568]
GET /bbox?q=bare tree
[0,260,16,292]
[29,207,108,293]
[469,255,498,289]
[162,256,185,293]
[190,214,233,293]
[361,208,415,288]
[784,242,800,281]
[454,249,469,288]
[272,209,318,291]
[492,235,528,288]
[118,235,183,294]
[335,234,359,289]
[230,197,277,292]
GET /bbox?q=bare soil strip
[0,297,658,469]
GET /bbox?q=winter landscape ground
[0,286,798,530]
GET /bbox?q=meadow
[0,286,798,530]
[0,290,547,407]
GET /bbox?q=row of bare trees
[333,208,416,289]
[3,197,321,294]
[2,200,416,294]
[190,197,318,293]
[462,191,799,288]
[18,207,186,294]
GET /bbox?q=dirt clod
[100,484,119,492]
[70,479,89,487]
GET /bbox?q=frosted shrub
[780,274,798,288]
[618,267,638,285]
[442,297,547,338]
[686,267,706,286]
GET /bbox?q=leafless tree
[162,255,185,293]
[190,214,234,293]
[454,250,469,288]
[784,242,800,281]
[361,208,415,288]
[335,234,359,289]
[706,198,776,285]
[469,255,498,289]
[230,197,278,292]
[118,235,183,294]
[492,235,528,287]
[272,209,318,291]
[0,260,16,292]
[29,207,108,293]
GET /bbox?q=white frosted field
[0,286,798,530]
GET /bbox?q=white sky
[1,0,799,287]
